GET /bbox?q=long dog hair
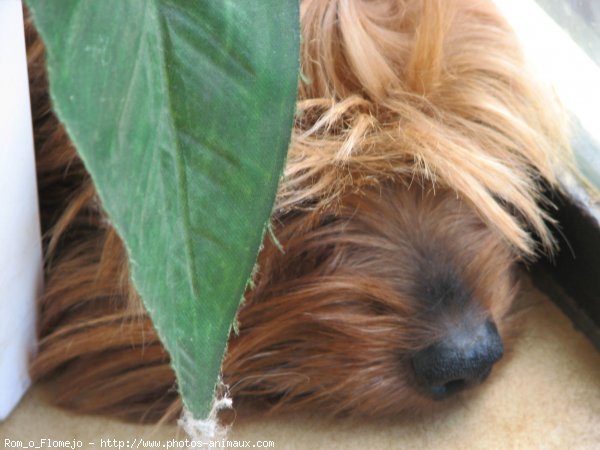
[28,0,569,422]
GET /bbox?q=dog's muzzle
[411,320,504,400]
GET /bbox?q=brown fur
[28,0,569,423]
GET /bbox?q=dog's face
[225,185,518,415]
[220,0,567,417]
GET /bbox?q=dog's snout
[411,320,504,400]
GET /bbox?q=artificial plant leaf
[26,0,300,418]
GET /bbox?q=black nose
[411,320,504,400]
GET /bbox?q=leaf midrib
[150,0,200,300]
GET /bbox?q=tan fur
[29,0,569,422]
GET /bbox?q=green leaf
[26,0,300,418]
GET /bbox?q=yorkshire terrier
[28,0,569,422]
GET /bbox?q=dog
[27,0,569,422]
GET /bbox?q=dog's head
[224,0,569,416]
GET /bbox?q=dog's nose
[411,320,503,400]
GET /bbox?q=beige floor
[1,281,599,449]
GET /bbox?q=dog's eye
[367,301,396,316]
[318,214,339,227]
